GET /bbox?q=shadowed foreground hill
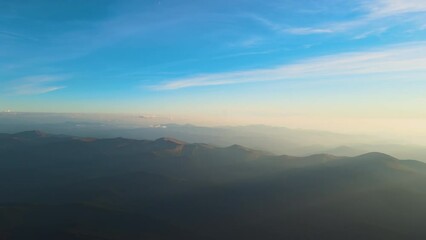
[1,131,426,240]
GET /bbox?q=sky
[1,0,426,139]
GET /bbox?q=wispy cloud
[285,27,334,35]
[0,31,38,41]
[6,75,67,95]
[365,0,426,17]
[225,36,264,49]
[236,36,263,48]
[151,42,426,90]
[259,0,426,36]
[251,13,357,35]
[212,49,283,60]
[285,19,369,35]
[353,27,389,40]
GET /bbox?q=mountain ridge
[1,130,409,162]
[1,131,426,239]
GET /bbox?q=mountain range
[2,112,426,161]
[1,131,426,239]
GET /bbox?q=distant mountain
[2,113,426,161]
[0,113,377,151]
[1,131,426,240]
[323,145,366,156]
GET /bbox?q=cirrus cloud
[151,42,426,90]
[4,75,67,95]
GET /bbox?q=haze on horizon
[1,0,426,142]
[3,2,426,238]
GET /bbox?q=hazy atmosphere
[2,0,426,141]
[2,1,426,239]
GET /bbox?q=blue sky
[1,0,426,135]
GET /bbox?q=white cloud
[7,75,67,95]
[365,0,426,17]
[263,0,426,36]
[227,36,263,48]
[285,27,334,35]
[353,27,389,39]
[238,37,263,48]
[151,42,426,90]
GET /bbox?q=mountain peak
[154,137,185,145]
[306,153,340,160]
[227,144,251,151]
[355,152,398,161]
[229,144,245,148]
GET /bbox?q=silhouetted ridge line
[154,137,186,145]
[13,130,49,138]
[355,152,398,161]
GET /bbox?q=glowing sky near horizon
[1,0,426,139]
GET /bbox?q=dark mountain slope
[0,204,196,240]
[1,131,426,239]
